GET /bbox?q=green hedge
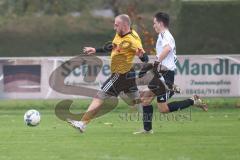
[175,0,240,54]
[0,1,239,57]
[0,16,114,57]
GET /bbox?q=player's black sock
[168,99,194,112]
[143,105,153,131]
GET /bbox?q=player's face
[114,18,124,36]
[153,18,162,33]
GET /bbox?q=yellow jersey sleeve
[129,30,143,52]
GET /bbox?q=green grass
[0,98,240,160]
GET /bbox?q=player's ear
[158,21,162,26]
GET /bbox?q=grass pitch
[0,98,240,160]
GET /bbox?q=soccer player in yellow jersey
[67,14,149,133]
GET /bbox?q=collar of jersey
[159,29,168,38]
[118,30,132,38]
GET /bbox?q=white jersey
[156,29,177,71]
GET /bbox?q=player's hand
[83,47,96,55]
[136,48,145,57]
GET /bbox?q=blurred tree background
[0,0,239,57]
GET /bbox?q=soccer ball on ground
[24,109,41,126]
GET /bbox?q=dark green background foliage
[0,0,239,57]
[175,1,240,54]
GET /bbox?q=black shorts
[98,69,138,97]
[148,70,175,103]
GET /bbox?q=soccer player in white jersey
[134,12,208,134]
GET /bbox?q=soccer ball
[24,109,41,126]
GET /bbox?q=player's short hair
[154,12,169,27]
[116,14,131,26]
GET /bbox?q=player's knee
[141,97,152,106]
[158,107,169,113]
[157,103,170,113]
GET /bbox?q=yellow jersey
[111,29,143,74]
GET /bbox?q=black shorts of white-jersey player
[134,12,208,134]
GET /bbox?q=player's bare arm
[136,48,149,63]
[155,44,171,62]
